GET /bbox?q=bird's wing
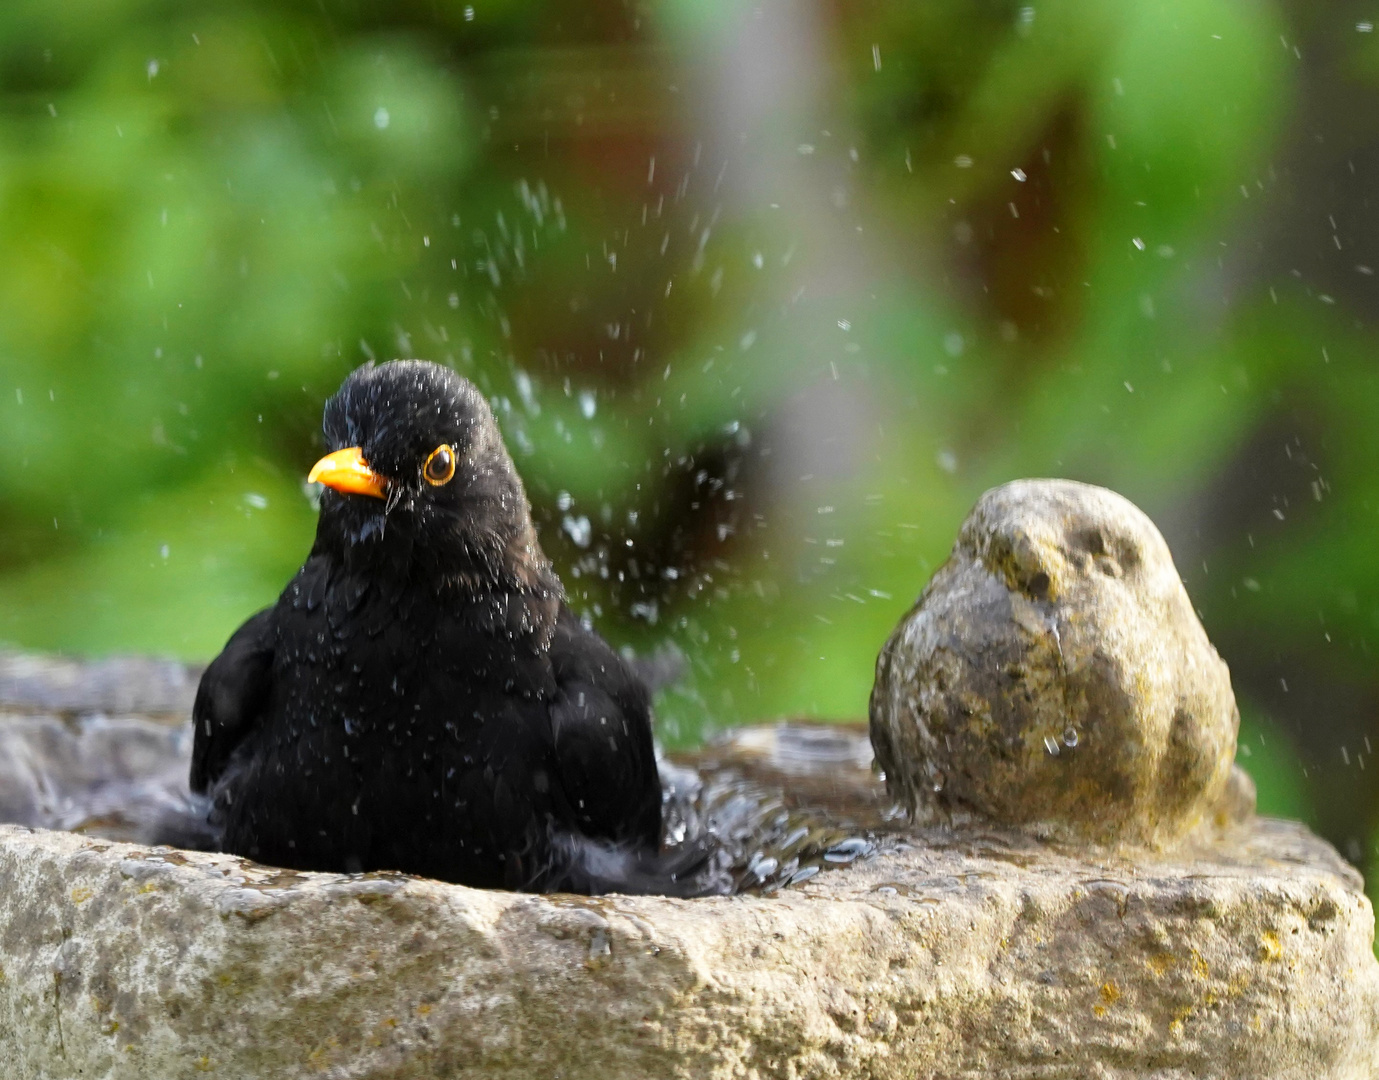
[547,605,662,847]
[189,607,276,794]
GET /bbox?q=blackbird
[190,360,704,894]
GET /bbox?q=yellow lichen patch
[194,1055,213,1072]
[1169,1003,1193,1035]
[962,711,999,742]
[70,885,93,904]
[417,1003,432,1016]
[1092,980,1122,1017]
[1259,931,1282,962]
[1145,952,1174,976]
[1191,950,1209,979]
[306,1036,340,1070]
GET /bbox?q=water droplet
[1062,726,1079,748]
[787,865,820,886]
[562,515,592,548]
[824,838,874,864]
[781,825,810,850]
[374,107,390,130]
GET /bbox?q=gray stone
[0,650,199,719]
[871,479,1241,847]
[1,797,1376,1079]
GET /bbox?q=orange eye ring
[423,444,456,486]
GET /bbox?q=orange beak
[307,447,387,499]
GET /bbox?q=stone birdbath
[0,479,1375,1079]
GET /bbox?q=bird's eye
[423,444,456,486]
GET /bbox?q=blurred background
[0,0,1376,894]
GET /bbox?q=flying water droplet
[562,515,592,548]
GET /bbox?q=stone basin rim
[3,787,1377,1080]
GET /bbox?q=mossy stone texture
[871,479,1240,846]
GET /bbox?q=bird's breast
[274,573,557,745]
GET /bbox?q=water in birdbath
[0,654,894,896]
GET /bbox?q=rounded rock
[870,478,1241,846]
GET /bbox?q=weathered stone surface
[0,650,198,720]
[871,479,1240,847]
[2,801,1376,1080]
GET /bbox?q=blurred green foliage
[2,0,1379,894]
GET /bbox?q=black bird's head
[309,360,558,592]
